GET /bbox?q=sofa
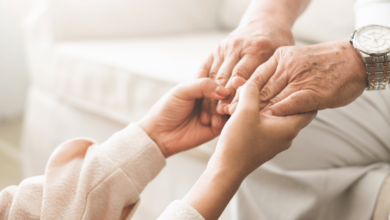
[14,0,356,219]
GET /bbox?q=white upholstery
[47,32,227,123]
[24,0,221,41]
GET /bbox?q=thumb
[269,90,319,116]
[235,80,261,113]
[174,78,231,101]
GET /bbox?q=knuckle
[216,75,229,85]
[275,46,292,58]
[259,86,271,100]
[251,74,265,87]
[254,38,272,47]
[228,39,243,48]
[233,67,250,79]
[209,70,218,79]
[269,96,282,106]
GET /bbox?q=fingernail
[217,104,226,114]
[224,105,230,115]
[216,86,230,96]
[229,103,237,114]
[211,115,220,127]
[217,79,228,86]
[264,110,273,115]
[259,93,267,101]
[201,112,210,124]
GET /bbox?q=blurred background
[0,0,355,219]
[0,0,28,190]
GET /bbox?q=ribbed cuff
[157,200,205,220]
[99,123,166,193]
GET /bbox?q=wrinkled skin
[198,23,295,126]
[227,39,367,116]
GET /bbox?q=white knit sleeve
[157,200,205,220]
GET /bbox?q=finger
[175,78,231,101]
[215,54,240,86]
[232,55,266,85]
[210,114,229,134]
[281,110,318,131]
[209,53,224,80]
[197,54,214,78]
[259,84,299,113]
[210,99,223,128]
[248,55,279,93]
[232,76,247,90]
[198,54,216,125]
[235,80,261,114]
[217,55,264,113]
[200,98,211,125]
[268,90,320,116]
[257,51,287,103]
[226,87,241,115]
[224,77,247,114]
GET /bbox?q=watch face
[355,25,390,55]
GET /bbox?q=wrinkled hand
[208,80,317,179]
[227,39,367,116]
[199,24,295,125]
[138,79,230,158]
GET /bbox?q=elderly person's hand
[138,78,230,158]
[227,39,367,116]
[198,0,313,126]
[183,80,317,220]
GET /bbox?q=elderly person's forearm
[239,0,311,30]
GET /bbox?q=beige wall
[0,0,28,120]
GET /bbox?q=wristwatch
[350,24,390,90]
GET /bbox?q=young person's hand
[138,79,230,158]
[183,80,316,220]
[211,81,317,178]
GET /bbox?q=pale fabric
[373,175,390,220]
[0,123,206,220]
[158,200,205,220]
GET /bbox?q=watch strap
[364,53,390,90]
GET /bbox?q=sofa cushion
[218,0,356,43]
[43,0,221,41]
[47,32,228,124]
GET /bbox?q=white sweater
[0,123,204,220]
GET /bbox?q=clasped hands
[137,24,368,220]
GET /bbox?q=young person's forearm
[239,0,312,29]
[182,166,243,220]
